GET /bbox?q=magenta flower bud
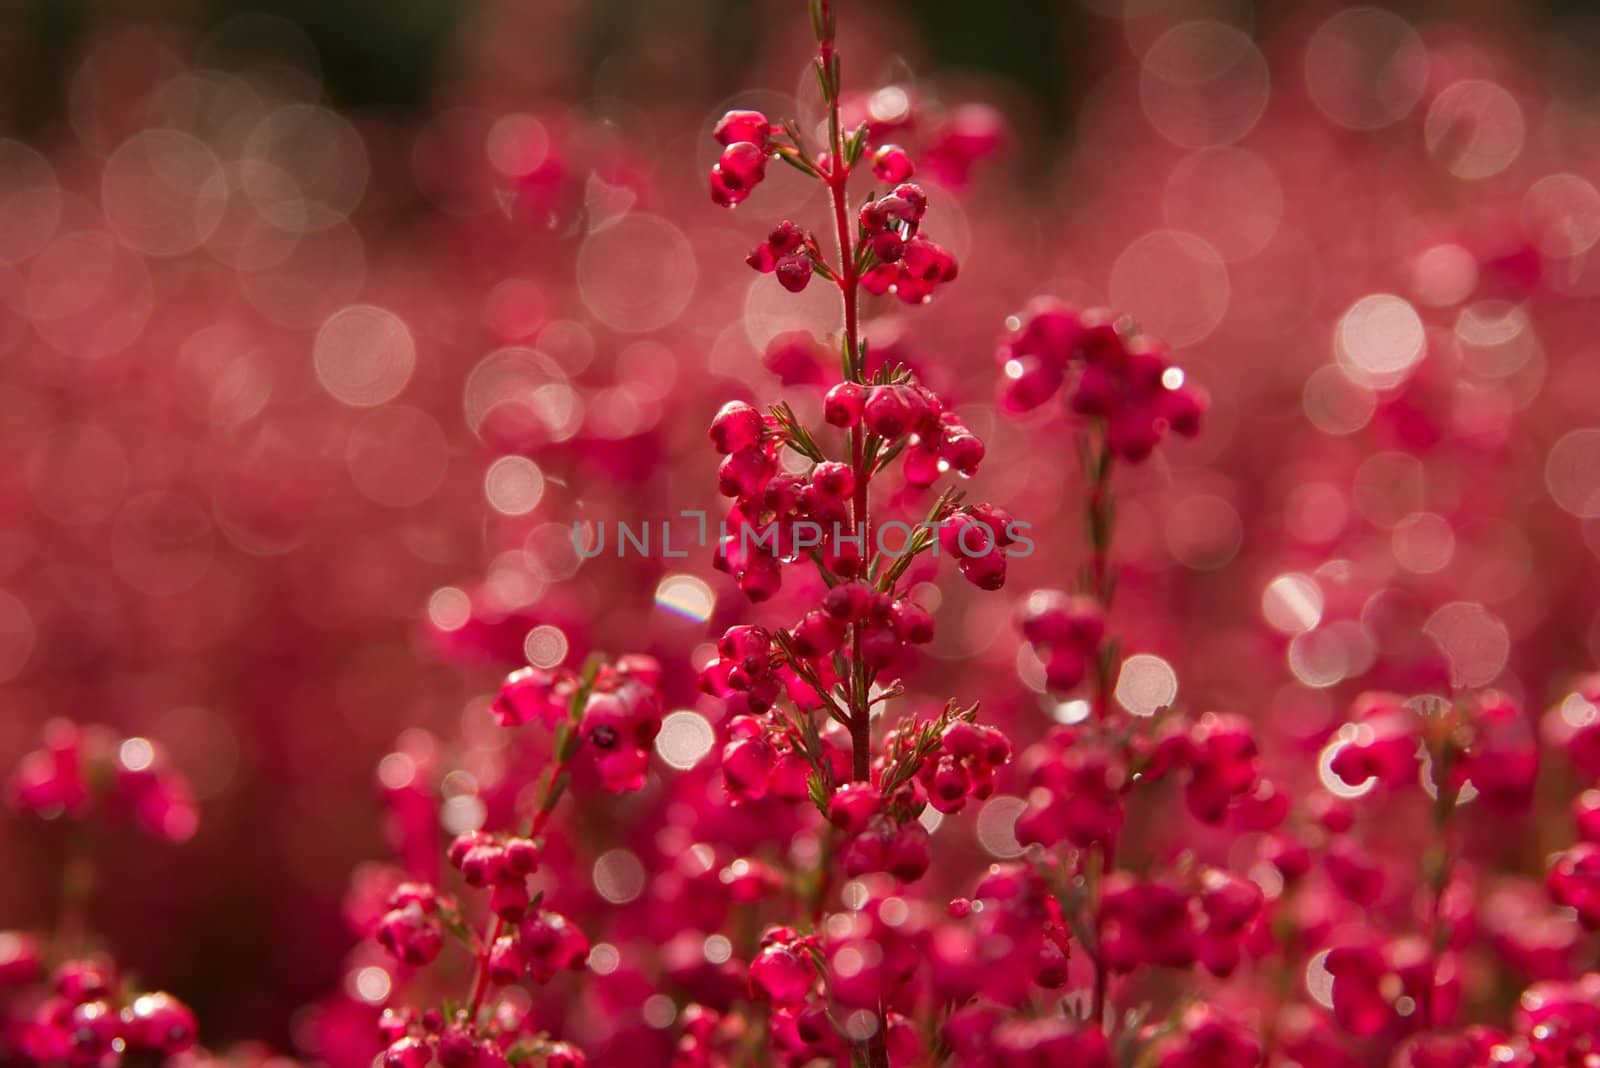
[121,992,198,1054]
[958,548,1007,591]
[721,734,775,802]
[713,109,771,147]
[737,558,782,602]
[1017,589,1104,651]
[889,599,934,644]
[518,910,590,983]
[1262,833,1311,883]
[892,182,927,218]
[775,253,813,293]
[750,941,816,1005]
[492,668,566,728]
[768,220,805,254]
[871,230,905,263]
[66,999,120,1058]
[377,904,443,966]
[459,843,506,888]
[792,611,844,658]
[828,782,881,834]
[746,241,777,272]
[928,758,971,814]
[860,626,901,670]
[717,142,767,192]
[55,960,113,1004]
[388,881,440,912]
[376,1008,412,1044]
[939,427,985,476]
[503,836,539,876]
[718,446,775,498]
[1043,646,1087,691]
[1160,381,1207,438]
[487,934,522,985]
[544,1042,587,1067]
[871,144,916,183]
[489,881,529,921]
[886,820,932,882]
[447,831,490,868]
[809,460,854,499]
[384,1036,433,1068]
[863,385,914,438]
[999,355,1064,414]
[719,624,772,660]
[824,382,866,427]
[1199,868,1264,931]
[902,445,941,487]
[1325,838,1384,906]
[861,263,898,295]
[903,237,957,282]
[436,1029,490,1068]
[822,580,879,622]
[1015,299,1084,362]
[708,167,745,207]
[709,401,764,454]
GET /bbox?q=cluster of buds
[1328,690,1539,809]
[823,379,986,486]
[1098,869,1265,978]
[747,221,823,293]
[700,625,784,716]
[833,92,1007,190]
[1321,934,1461,1038]
[1015,711,1261,851]
[16,959,197,1063]
[857,183,959,304]
[1016,588,1105,691]
[997,299,1207,461]
[937,504,1023,590]
[743,903,926,1065]
[9,719,198,843]
[379,1006,586,1068]
[719,712,831,804]
[933,865,1069,1006]
[827,781,931,883]
[708,109,775,207]
[493,655,663,793]
[377,882,453,966]
[747,926,820,1006]
[913,719,1009,814]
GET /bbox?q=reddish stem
[465,736,578,1023]
[822,62,871,787]
[818,22,888,1068]
[1083,434,1118,1033]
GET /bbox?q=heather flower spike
[7,4,1600,1068]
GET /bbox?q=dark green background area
[7,0,1599,139]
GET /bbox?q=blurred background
[3,0,1600,1060]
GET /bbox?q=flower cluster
[361,653,664,1067]
[1016,588,1105,691]
[11,2,1600,1066]
[997,299,1207,461]
[493,656,663,792]
[857,184,959,304]
[12,959,197,1065]
[9,720,198,843]
[708,110,775,207]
